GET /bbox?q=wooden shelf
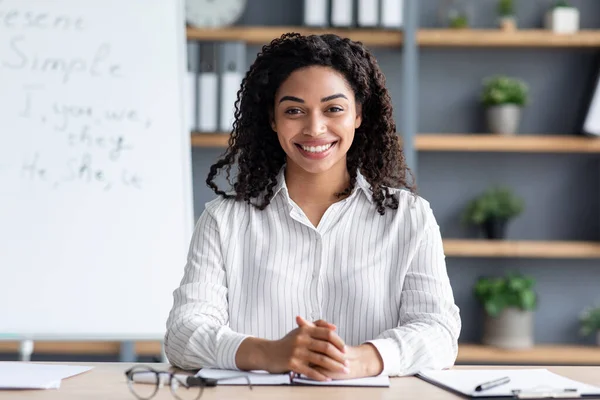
[1,341,598,365]
[457,344,600,365]
[191,133,230,148]
[186,26,403,47]
[187,27,600,48]
[192,133,600,153]
[0,341,162,356]
[417,134,600,153]
[419,29,600,48]
[443,240,600,259]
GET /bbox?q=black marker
[475,376,511,392]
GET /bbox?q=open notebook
[196,368,390,387]
[417,369,600,399]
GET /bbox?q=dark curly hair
[206,32,415,215]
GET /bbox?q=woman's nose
[302,113,327,136]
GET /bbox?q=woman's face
[271,66,362,175]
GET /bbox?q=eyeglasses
[124,365,252,400]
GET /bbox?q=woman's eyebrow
[321,93,348,102]
[278,93,348,104]
[279,96,304,104]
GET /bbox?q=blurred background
[2,0,599,366]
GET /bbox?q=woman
[165,33,461,381]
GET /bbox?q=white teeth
[300,143,334,153]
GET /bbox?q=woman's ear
[269,110,277,132]
[355,104,363,129]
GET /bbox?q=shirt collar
[271,166,373,204]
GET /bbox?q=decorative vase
[486,104,521,135]
[482,218,507,239]
[499,16,517,31]
[545,7,579,34]
[483,308,534,349]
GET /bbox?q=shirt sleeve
[366,203,461,377]
[164,207,250,370]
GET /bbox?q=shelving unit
[443,240,600,259]
[182,9,600,367]
[191,133,600,153]
[188,27,600,48]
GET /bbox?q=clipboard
[416,369,600,400]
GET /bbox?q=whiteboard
[0,0,193,339]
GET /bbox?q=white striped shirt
[165,168,461,376]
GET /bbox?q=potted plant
[545,0,580,34]
[439,0,471,29]
[481,75,529,135]
[474,272,537,349]
[579,304,600,346]
[497,0,516,31]
[462,186,524,240]
[449,12,469,29]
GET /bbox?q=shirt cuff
[366,338,402,376]
[216,328,252,370]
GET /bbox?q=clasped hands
[260,316,383,381]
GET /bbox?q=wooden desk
[3,363,600,400]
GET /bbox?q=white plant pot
[486,105,522,135]
[483,308,534,349]
[545,8,579,34]
[499,16,517,31]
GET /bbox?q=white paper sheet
[196,368,389,387]
[196,368,291,385]
[418,369,600,398]
[293,374,390,387]
[0,363,93,390]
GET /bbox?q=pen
[475,376,511,392]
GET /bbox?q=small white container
[545,7,580,34]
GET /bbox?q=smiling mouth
[295,141,338,154]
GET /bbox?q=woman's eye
[285,109,302,115]
[328,106,343,113]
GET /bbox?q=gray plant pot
[486,105,522,135]
[483,308,534,349]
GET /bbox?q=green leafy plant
[481,75,529,107]
[579,305,600,336]
[462,187,525,226]
[497,0,515,17]
[474,273,537,317]
[553,0,572,8]
[449,13,469,28]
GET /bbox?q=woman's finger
[307,326,346,352]
[292,362,331,382]
[305,349,349,374]
[313,319,337,330]
[296,315,312,327]
[308,339,347,365]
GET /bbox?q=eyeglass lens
[127,367,160,400]
[126,366,204,400]
[170,375,204,400]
